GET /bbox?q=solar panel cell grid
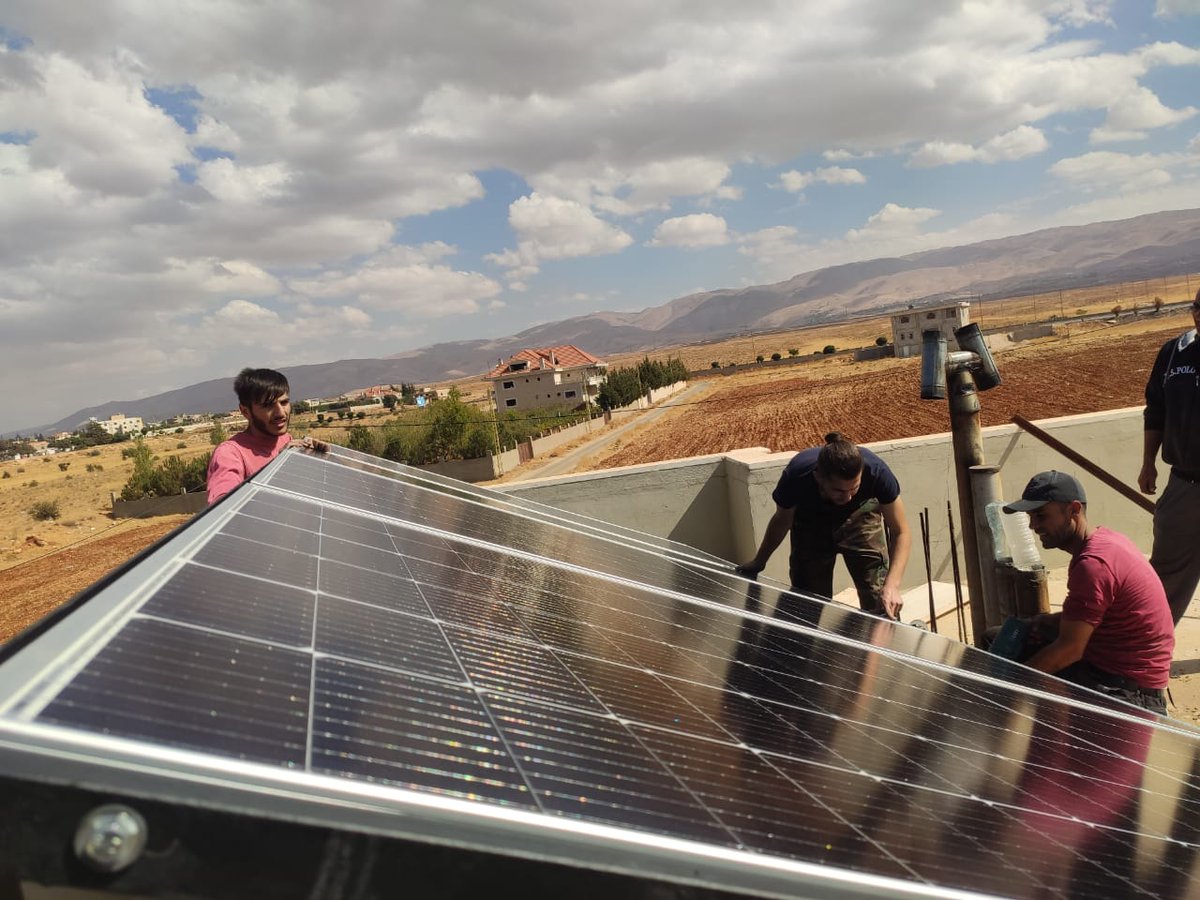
[2,447,1199,899]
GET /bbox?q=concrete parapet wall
[418,456,499,482]
[112,491,209,519]
[497,454,734,560]
[502,407,1151,596]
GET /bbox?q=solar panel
[3,445,1200,899]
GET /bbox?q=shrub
[42,457,50,464]
[1,470,9,479]
[17,467,25,473]
[875,336,888,346]
[710,361,720,368]
[347,425,384,456]
[120,443,211,500]
[30,500,60,521]
[788,348,799,356]
[756,354,764,363]
[58,461,70,472]
[85,463,104,473]
[176,442,188,449]
[175,427,185,434]
[770,352,782,361]
[822,345,836,354]
[209,422,228,446]
[27,479,38,487]
[88,449,102,457]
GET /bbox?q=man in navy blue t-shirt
[737,432,911,618]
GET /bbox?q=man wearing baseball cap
[1001,470,1174,714]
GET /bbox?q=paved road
[505,382,711,482]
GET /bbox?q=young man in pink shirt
[1002,470,1174,714]
[206,367,326,505]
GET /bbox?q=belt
[1172,468,1200,483]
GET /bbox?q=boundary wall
[500,407,1151,594]
[413,381,691,483]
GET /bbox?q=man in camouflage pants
[737,433,911,619]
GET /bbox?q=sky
[2,0,1200,434]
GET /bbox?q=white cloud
[1091,85,1196,143]
[1049,150,1179,191]
[909,126,1048,168]
[1155,0,1200,17]
[647,213,730,248]
[737,225,805,278]
[532,156,736,216]
[195,158,291,205]
[485,193,632,285]
[823,149,878,162]
[289,250,503,318]
[777,167,866,192]
[0,52,192,197]
[847,204,941,242]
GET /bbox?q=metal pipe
[919,508,937,634]
[968,464,1003,630]
[1010,414,1156,515]
[947,500,966,643]
[948,367,988,644]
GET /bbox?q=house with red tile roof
[485,345,607,414]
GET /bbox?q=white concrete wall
[502,406,1152,595]
[497,454,734,559]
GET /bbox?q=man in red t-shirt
[1002,471,1174,714]
[206,367,326,505]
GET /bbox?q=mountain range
[14,207,1200,438]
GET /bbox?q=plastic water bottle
[1001,509,1042,570]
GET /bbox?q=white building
[89,413,145,436]
[890,302,971,359]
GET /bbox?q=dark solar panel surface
[6,448,1200,899]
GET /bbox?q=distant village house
[88,413,145,436]
[486,345,607,414]
[890,301,970,359]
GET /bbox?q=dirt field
[593,316,1179,468]
[0,515,189,643]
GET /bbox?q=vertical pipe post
[948,367,988,644]
[969,464,1003,630]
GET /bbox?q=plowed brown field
[596,324,1168,467]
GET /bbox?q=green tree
[209,422,228,445]
[347,425,383,456]
[382,393,399,410]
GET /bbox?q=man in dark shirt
[737,432,911,618]
[1140,287,1200,623]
